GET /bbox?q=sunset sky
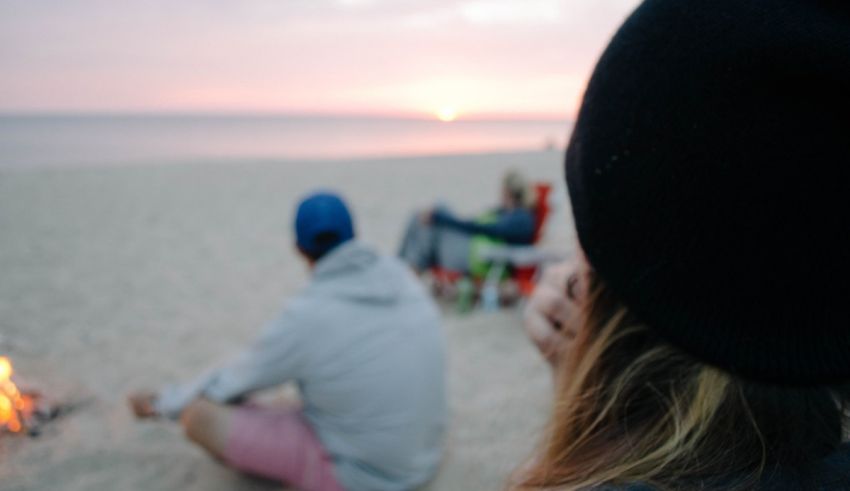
[0,0,640,120]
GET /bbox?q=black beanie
[566,0,850,385]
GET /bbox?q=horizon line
[0,109,572,124]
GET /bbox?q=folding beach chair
[431,182,561,310]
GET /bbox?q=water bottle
[456,277,474,313]
[481,282,499,311]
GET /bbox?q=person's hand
[419,209,434,224]
[128,390,159,419]
[523,260,584,366]
[429,205,455,226]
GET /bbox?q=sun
[436,107,459,122]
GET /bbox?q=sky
[0,0,641,120]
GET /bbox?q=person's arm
[432,207,536,244]
[152,307,308,420]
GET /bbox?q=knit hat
[565,0,850,385]
[295,192,355,259]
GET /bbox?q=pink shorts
[223,405,344,491]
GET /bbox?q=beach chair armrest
[477,244,564,267]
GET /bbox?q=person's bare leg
[180,398,233,461]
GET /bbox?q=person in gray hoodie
[128,191,447,491]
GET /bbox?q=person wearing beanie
[518,0,850,489]
[128,191,447,491]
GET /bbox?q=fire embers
[0,356,34,434]
[0,356,67,437]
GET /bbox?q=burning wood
[0,356,70,436]
[0,356,34,434]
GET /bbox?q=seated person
[128,191,447,491]
[398,169,537,275]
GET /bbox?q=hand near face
[523,260,585,366]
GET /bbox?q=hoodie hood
[310,240,412,304]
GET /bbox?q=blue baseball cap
[294,191,355,258]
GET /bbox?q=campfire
[0,356,67,436]
[0,356,34,434]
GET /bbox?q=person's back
[291,240,446,490]
[129,192,446,491]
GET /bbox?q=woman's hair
[515,272,850,491]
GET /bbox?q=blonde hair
[503,170,536,209]
[513,274,850,491]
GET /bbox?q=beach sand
[0,151,576,491]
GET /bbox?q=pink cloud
[0,0,640,118]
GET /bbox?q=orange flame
[0,356,34,433]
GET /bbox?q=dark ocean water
[0,114,570,168]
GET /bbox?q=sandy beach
[0,150,576,491]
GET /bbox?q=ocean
[0,114,570,168]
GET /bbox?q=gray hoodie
[155,241,447,491]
